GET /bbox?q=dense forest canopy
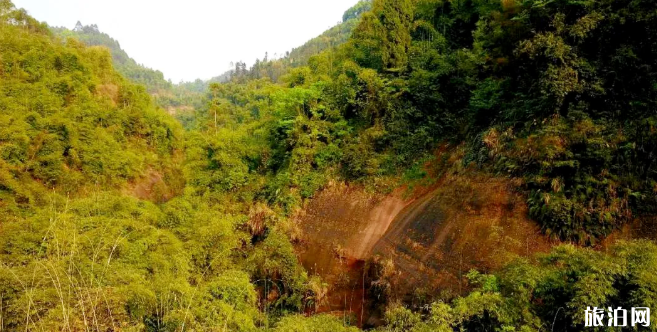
[216,0,657,243]
[1,0,657,330]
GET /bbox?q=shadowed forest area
[1,0,657,330]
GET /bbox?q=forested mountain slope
[51,23,205,116]
[222,0,373,84]
[1,0,657,331]
[48,1,374,117]
[52,22,172,93]
[0,2,269,331]
[0,5,182,210]
[212,0,657,243]
[188,0,657,328]
[287,0,372,67]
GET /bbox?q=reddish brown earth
[295,173,558,326]
[602,215,657,245]
[128,167,184,203]
[294,183,410,325]
[371,173,556,298]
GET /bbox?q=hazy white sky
[13,0,357,82]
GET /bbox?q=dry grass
[95,83,119,106]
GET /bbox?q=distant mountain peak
[73,21,99,33]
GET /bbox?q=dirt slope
[295,173,557,325]
[295,183,409,270]
[294,183,409,324]
[372,173,555,297]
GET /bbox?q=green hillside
[51,23,205,116]
[51,22,172,93]
[0,6,182,208]
[1,0,657,330]
[288,0,372,67]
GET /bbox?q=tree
[372,0,414,71]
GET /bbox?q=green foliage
[4,0,657,330]
[343,0,657,241]
[343,0,373,23]
[189,0,657,242]
[0,4,183,210]
[246,230,309,313]
[0,4,272,331]
[51,23,206,118]
[378,241,657,332]
[273,314,360,332]
[51,24,172,93]
[284,0,372,69]
[0,192,257,331]
[372,0,414,71]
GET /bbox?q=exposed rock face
[295,183,409,325]
[372,173,555,296]
[296,183,409,273]
[294,172,657,328]
[295,173,557,325]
